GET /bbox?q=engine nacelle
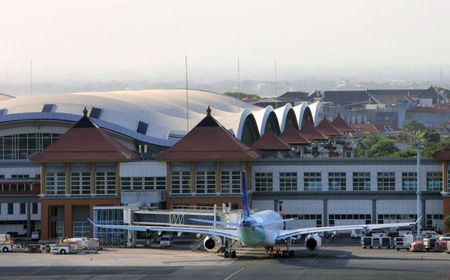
[304,234,322,251]
[203,236,222,252]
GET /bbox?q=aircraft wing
[88,218,240,240]
[276,221,417,241]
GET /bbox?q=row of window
[0,133,61,160]
[121,176,165,191]
[0,203,38,215]
[45,172,116,195]
[0,183,33,192]
[171,171,241,194]
[254,172,444,192]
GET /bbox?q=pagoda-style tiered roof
[315,116,343,137]
[331,113,354,133]
[156,107,259,161]
[280,125,311,145]
[299,120,328,141]
[251,130,291,151]
[30,108,140,162]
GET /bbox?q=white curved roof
[0,89,321,146]
[273,103,293,132]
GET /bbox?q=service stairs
[190,236,207,251]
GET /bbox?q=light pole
[416,142,423,240]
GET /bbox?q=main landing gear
[221,239,237,258]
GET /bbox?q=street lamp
[416,142,423,240]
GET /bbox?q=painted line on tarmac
[223,256,262,280]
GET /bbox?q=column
[90,163,96,195]
[372,199,377,224]
[442,162,448,193]
[191,162,196,193]
[26,202,31,238]
[115,162,120,195]
[89,205,94,238]
[215,162,221,193]
[166,162,172,193]
[40,201,49,240]
[65,163,71,195]
[40,163,46,195]
[64,204,73,238]
[323,199,328,227]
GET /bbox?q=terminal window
[89,107,102,119]
[328,172,346,191]
[352,172,370,191]
[279,172,297,192]
[401,172,417,191]
[426,172,442,191]
[304,172,321,191]
[255,172,273,192]
[377,172,395,191]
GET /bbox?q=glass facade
[221,171,241,193]
[45,172,66,195]
[0,133,61,160]
[401,172,417,191]
[377,172,395,191]
[255,172,273,192]
[328,172,346,191]
[279,172,297,191]
[426,172,442,191]
[304,172,321,191]
[196,171,215,193]
[352,172,370,191]
[171,171,191,194]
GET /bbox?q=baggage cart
[410,240,426,252]
[361,237,373,249]
[377,237,392,249]
[433,240,447,252]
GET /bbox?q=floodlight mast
[416,142,422,240]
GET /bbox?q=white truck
[50,238,100,254]
[0,234,13,253]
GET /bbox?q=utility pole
[416,142,422,240]
[274,60,278,109]
[185,55,189,132]
[237,57,240,101]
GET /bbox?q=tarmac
[0,240,449,280]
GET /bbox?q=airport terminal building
[0,89,449,239]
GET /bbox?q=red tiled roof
[30,110,140,162]
[433,144,450,161]
[156,107,259,161]
[332,113,355,133]
[251,130,291,151]
[280,125,311,145]
[299,121,328,141]
[350,123,378,134]
[315,116,343,137]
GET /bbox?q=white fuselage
[237,210,284,247]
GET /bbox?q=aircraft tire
[289,250,295,258]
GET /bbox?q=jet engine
[203,236,222,252]
[304,234,322,251]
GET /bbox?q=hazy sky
[1,0,449,81]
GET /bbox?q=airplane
[89,171,419,258]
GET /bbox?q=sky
[0,0,449,82]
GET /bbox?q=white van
[159,235,173,248]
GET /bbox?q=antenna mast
[185,55,189,132]
[274,60,278,109]
[237,57,240,101]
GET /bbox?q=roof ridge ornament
[207,106,211,115]
[83,107,88,117]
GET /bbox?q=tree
[355,135,399,158]
[404,120,426,133]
